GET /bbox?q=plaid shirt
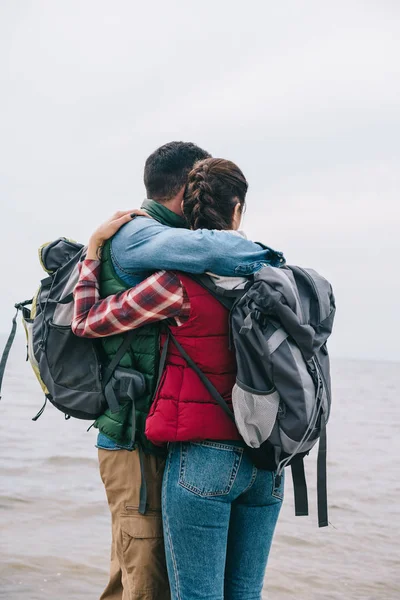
[72,260,190,338]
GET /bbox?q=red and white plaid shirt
[72,260,190,338]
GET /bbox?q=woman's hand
[87,209,149,260]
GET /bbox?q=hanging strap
[291,458,309,517]
[0,299,32,400]
[122,375,137,444]
[32,396,48,421]
[137,443,148,515]
[131,400,136,444]
[317,414,328,527]
[0,308,19,399]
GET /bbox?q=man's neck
[141,199,187,229]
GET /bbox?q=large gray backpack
[0,238,145,425]
[173,266,335,527]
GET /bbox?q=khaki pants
[98,448,171,600]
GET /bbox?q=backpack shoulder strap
[102,329,138,388]
[189,274,244,311]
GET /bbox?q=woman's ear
[180,200,184,214]
[232,202,242,230]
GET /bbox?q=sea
[0,336,399,599]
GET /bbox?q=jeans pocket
[178,441,242,497]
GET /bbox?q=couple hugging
[72,141,286,600]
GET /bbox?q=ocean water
[0,336,399,599]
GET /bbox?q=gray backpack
[174,266,335,527]
[0,238,145,425]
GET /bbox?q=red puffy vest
[145,274,241,443]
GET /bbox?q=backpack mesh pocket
[232,383,280,448]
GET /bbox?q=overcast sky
[1,1,399,361]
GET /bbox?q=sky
[0,1,399,361]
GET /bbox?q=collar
[141,199,187,229]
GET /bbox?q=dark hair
[144,141,211,202]
[183,158,248,230]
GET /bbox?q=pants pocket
[178,441,242,497]
[118,513,170,599]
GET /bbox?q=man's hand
[87,209,150,260]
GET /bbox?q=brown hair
[183,158,248,230]
[144,141,211,202]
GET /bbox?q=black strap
[137,443,148,515]
[104,379,121,414]
[32,396,48,421]
[120,376,138,443]
[291,458,309,517]
[102,330,137,388]
[102,330,139,421]
[168,331,235,423]
[0,308,20,399]
[131,400,136,444]
[317,414,328,527]
[155,332,171,393]
[58,292,74,304]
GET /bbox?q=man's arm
[111,217,284,280]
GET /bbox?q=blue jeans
[162,441,284,600]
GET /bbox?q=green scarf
[141,199,188,229]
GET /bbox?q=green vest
[94,200,187,454]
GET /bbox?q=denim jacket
[110,217,285,287]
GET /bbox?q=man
[95,141,284,600]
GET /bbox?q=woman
[72,158,284,600]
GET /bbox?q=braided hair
[183,158,248,230]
